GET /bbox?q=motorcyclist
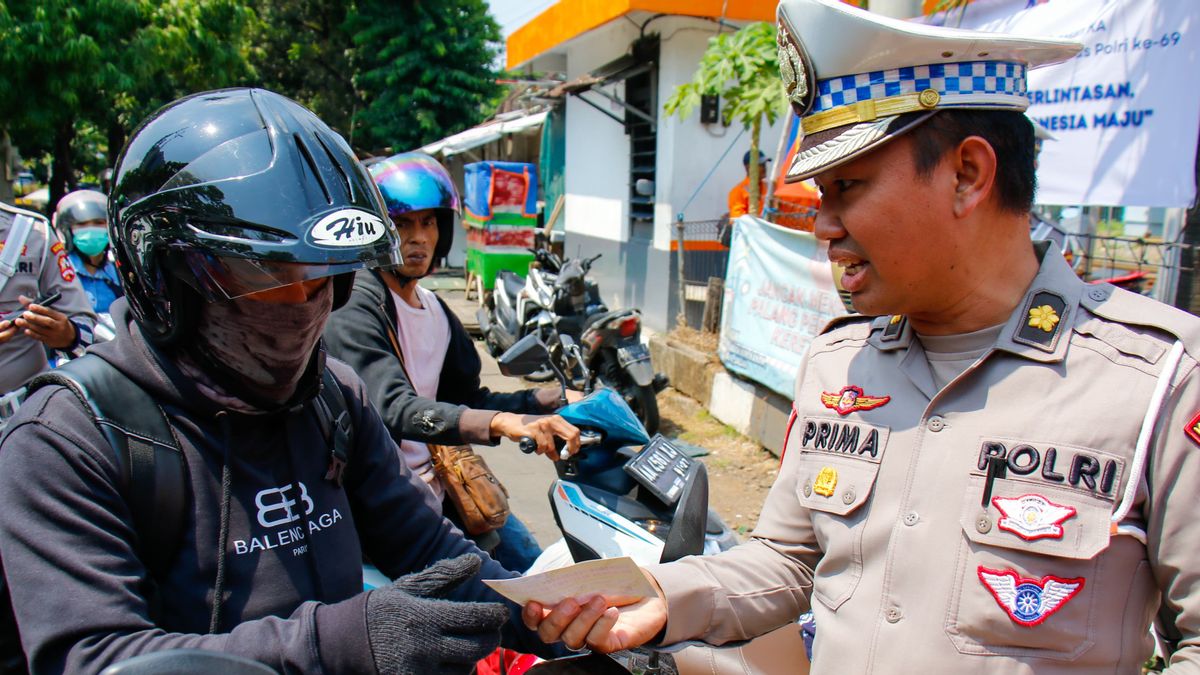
[0,89,559,673]
[324,152,581,573]
[53,189,123,314]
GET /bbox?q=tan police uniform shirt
[650,242,1200,673]
[0,204,96,393]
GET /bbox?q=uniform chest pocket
[945,474,1122,660]
[795,452,880,611]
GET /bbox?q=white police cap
[777,0,1080,181]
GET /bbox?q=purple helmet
[368,152,460,263]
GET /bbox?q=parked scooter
[479,248,668,434]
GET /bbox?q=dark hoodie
[0,298,550,673]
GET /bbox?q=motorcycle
[498,334,807,675]
[479,248,668,435]
[498,332,735,566]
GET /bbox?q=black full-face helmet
[109,88,401,346]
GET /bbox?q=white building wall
[562,20,640,243]
[560,16,788,250]
[654,18,789,250]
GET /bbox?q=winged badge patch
[978,567,1084,627]
[820,385,890,416]
[992,494,1076,541]
[1185,411,1200,447]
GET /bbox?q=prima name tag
[800,417,889,463]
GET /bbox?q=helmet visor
[177,248,402,300]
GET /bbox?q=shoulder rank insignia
[992,494,1076,541]
[881,314,905,341]
[1013,290,1068,352]
[978,567,1083,626]
[1185,411,1200,447]
[820,385,890,415]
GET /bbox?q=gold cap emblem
[777,25,808,109]
[917,89,941,108]
[813,466,838,497]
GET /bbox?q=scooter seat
[497,270,525,299]
[583,309,625,331]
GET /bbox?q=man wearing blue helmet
[325,152,581,573]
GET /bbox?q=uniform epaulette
[0,201,50,223]
[817,313,873,339]
[1079,284,1200,360]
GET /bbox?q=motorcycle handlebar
[519,429,602,455]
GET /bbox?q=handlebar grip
[519,437,537,454]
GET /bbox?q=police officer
[520,1,1200,672]
[0,201,96,397]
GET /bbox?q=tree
[664,22,787,217]
[250,0,356,140]
[347,0,503,153]
[0,0,257,210]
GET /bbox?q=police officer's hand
[490,412,581,460]
[11,295,76,349]
[521,575,668,653]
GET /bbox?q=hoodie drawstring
[210,411,233,633]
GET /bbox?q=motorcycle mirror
[634,178,655,197]
[498,333,553,377]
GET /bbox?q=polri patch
[992,494,1076,541]
[820,385,890,416]
[978,567,1083,627]
[1013,290,1068,352]
[1185,411,1200,447]
[54,245,76,282]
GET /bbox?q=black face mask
[189,281,334,408]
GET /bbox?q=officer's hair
[907,110,1036,215]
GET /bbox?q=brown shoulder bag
[383,303,510,535]
[428,443,510,535]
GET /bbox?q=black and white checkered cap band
[814,61,1028,113]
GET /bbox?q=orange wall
[506,0,778,69]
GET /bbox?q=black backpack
[0,355,354,674]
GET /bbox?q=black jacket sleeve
[323,273,552,447]
[326,360,558,659]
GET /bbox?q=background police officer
[0,201,96,397]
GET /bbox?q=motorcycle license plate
[616,343,650,368]
[623,435,696,506]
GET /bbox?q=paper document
[483,556,656,607]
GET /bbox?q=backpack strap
[26,355,187,578]
[314,368,353,487]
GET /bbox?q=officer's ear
[950,136,998,220]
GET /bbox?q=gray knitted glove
[366,554,510,675]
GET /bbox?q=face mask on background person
[73,226,109,257]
